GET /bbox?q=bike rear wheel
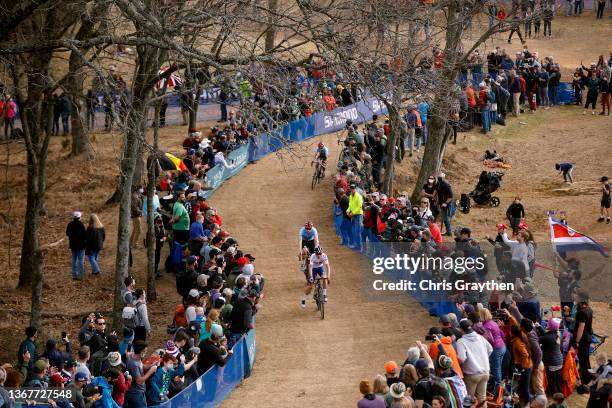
[319,291,325,319]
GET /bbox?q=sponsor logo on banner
[323,107,359,129]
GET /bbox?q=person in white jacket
[456,319,492,404]
[501,230,531,277]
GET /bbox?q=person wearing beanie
[357,379,385,408]
[539,318,563,395]
[456,319,492,404]
[427,327,463,379]
[25,359,49,387]
[18,326,39,372]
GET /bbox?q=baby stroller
[468,171,504,207]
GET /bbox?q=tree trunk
[187,88,201,131]
[410,113,448,203]
[265,0,279,52]
[112,99,146,332]
[66,1,106,160]
[15,81,51,329]
[112,40,165,331]
[382,103,401,195]
[411,0,465,202]
[146,103,160,301]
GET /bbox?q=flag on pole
[548,217,609,257]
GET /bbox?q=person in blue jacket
[91,368,121,408]
[146,353,191,405]
[555,162,575,184]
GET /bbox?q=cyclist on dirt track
[312,142,329,176]
[301,245,331,308]
[298,221,319,256]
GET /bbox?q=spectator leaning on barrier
[347,182,364,250]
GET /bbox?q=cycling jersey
[299,227,318,241]
[309,253,328,269]
[316,146,329,159]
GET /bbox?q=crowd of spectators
[1,125,264,407]
[357,295,609,407]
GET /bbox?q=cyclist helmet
[304,221,313,230]
[318,142,324,148]
[314,245,323,254]
[345,119,353,126]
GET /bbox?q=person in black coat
[538,319,563,395]
[196,333,233,375]
[42,338,73,370]
[228,290,257,348]
[85,214,105,276]
[66,211,87,280]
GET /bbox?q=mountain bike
[311,158,325,189]
[313,277,325,319]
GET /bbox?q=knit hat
[33,359,48,374]
[384,360,399,375]
[438,355,453,370]
[547,318,561,332]
[107,351,122,367]
[165,340,179,357]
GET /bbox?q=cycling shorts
[312,266,326,279]
[302,239,315,254]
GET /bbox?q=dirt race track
[210,133,434,406]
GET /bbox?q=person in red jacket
[4,96,17,139]
[427,216,443,245]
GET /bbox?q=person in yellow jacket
[347,182,364,250]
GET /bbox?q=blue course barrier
[158,334,248,408]
[332,205,459,318]
[141,98,385,407]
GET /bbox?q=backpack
[122,303,141,329]
[90,349,107,377]
[459,193,471,214]
[417,375,452,407]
